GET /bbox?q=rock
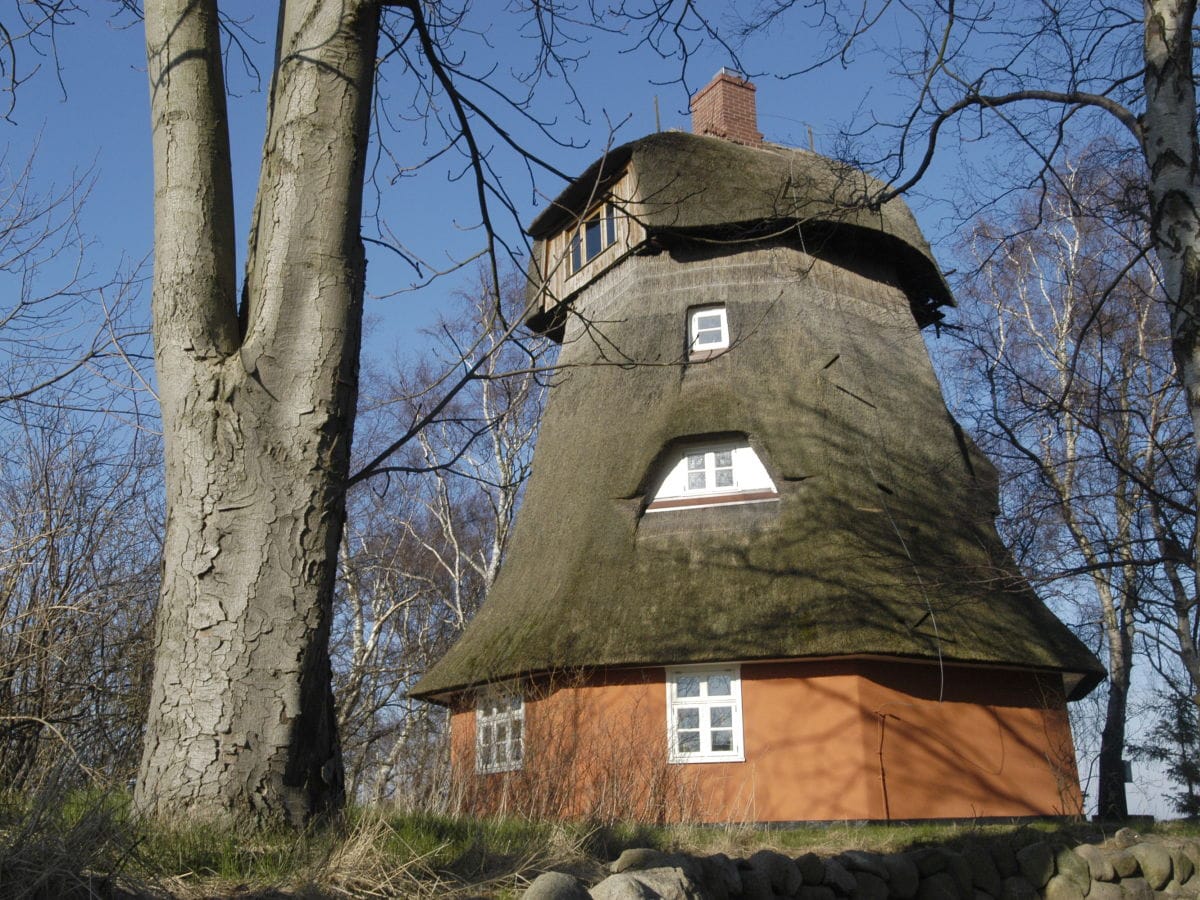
[1122,878,1153,900]
[1075,845,1117,882]
[589,873,656,900]
[884,853,922,899]
[962,842,1004,898]
[1001,876,1038,900]
[751,848,803,896]
[796,853,826,886]
[852,871,890,900]
[1055,846,1092,895]
[1185,842,1200,878]
[990,842,1020,879]
[1114,829,1142,850]
[824,858,859,895]
[801,888,839,900]
[1045,874,1086,900]
[1016,842,1056,889]
[1170,847,1195,885]
[1130,844,1174,890]
[947,851,975,897]
[611,848,669,874]
[738,863,776,900]
[841,851,892,882]
[912,849,952,877]
[1113,852,1141,879]
[699,853,741,900]
[524,872,591,900]
[1089,882,1125,900]
[917,871,964,900]
[591,866,703,900]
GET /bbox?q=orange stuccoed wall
[447,659,1082,823]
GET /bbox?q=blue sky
[7,5,926,364]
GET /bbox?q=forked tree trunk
[135,0,378,824]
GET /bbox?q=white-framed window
[570,202,619,273]
[646,440,778,511]
[475,687,524,774]
[689,305,729,354]
[686,448,735,492]
[667,665,744,763]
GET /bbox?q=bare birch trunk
[1143,0,1200,623]
[135,0,378,824]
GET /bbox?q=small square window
[689,306,729,355]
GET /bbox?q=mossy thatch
[527,131,952,328]
[413,137,1104,703]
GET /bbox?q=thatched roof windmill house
[413,72,1104,822]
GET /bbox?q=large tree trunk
[135,0,378,824]
[1143,0,1200,629]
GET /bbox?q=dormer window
[646,439,778,511]
[689,305,729,356]
[570,202,618,273]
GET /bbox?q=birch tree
[334,272,546,804]
[953,151,1196,819]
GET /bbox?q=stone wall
[523,828,1200,900]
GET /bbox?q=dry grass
[2,786,1198,899]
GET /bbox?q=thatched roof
[526,132,953,329]
[413,137,1104,704]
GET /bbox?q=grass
[1,788,1198,899]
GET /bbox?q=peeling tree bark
[135,0,378,824]
[1143,0,1200,578]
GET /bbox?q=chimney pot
[690,71,763,146]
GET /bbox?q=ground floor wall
[447,658,1082,823]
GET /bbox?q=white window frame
[684,446,737,495]
[475,687,525,774]
[689,305,729,354]
[569,202,619,274]
[645,441,778,511]
[666,665,744,764]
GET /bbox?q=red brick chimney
[690,70,763,146]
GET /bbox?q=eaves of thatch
[525,131,953,333]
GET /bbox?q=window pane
[708,674,732,696]
[678,731,701,753]
[686,453,705,470]
[687,472,706,490]
[570,234,582,272]
[710,706,733,728]
[714,450,732,467]
[496,723,507,744]
[711,730,733,752]
[584,217,602,259]
[676,675,701,698]
[677,708,700,730]
[605,205,616,245]
[696,314,722,330]
[715,469,734,487]
[696,330,721,345]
